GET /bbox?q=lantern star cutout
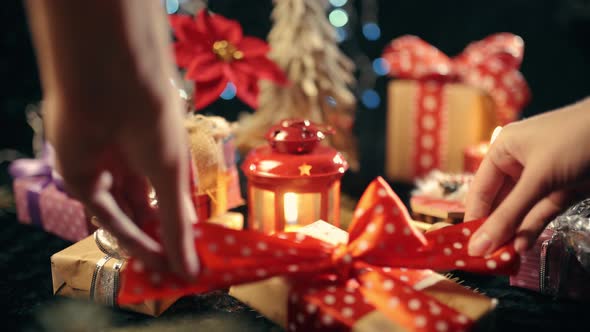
[299,163,312,176]
[170,10,289,110]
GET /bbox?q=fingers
[464,137,522,221]
[80,171,167,270]
[129,113,200,279]
[468,166,549,256]
[514,190,577,253]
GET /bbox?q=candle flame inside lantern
[490,126,503,144]
[284,192,298,224]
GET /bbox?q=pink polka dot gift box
[118,177,520,331]
[382,33,530,183]
[38,184,96,242]
[10,145,96,242]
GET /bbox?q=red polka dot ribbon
[119,177,519,331]
[382,33,531,178]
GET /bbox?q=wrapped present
[410,171,473,224]
[510,200,590,300]
[119,177,520,332]
[382,33,531,182]
[10,144,96,241]
[10,144,55,226]
[185,114,244,219]
[51,231,179,316]
[39,184,96,242]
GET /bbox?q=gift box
[51,235,179,316]
[186,115,244,218]
[230,220,497,331]
[119,177,520,331]
[382,34,530,182]
[510,226,590,300]
[13,176,44,225]
[410,171,472,224]
[39,184,96,242]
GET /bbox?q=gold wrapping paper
[386,80,497,182]
[230,221,495,331]
[51,236,179,316]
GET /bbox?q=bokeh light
[372,57,390,76]
[329,0,348,7]
[361,89,380,109]
[362,22,381,41]
[329,9,349,28]
[326,96,337,107]
[220,82,237,100]
[335,27,348,43]
[165,0,180,14]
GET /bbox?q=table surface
[2,179,590,332]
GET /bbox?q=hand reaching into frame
[26,0,199,277]
[465,97,590,256]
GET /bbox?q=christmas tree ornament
[241,119,348,233]
[235,0,359,170]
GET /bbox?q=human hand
[465,98,590,256]
[27,0,199,277]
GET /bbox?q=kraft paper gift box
[386,80,497,182]
[230,221,497,331]
[51,235,179,316]
[382,33,531,182]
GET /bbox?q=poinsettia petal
[174,42,199,68]
[169,14,203,45]
[186,54,223,82]
[194,78,228,110]
[211,14,243,45]
[237,37,270,57]
[194,9,243,45]
[227,68,259,109]
[233,57,289,85]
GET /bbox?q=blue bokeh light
[362,22,381,41]
[326,96,337,107]
[361,89,381,109]
[165,0,180,14]
[220,82,237,100]
[329,0,348,7]
[372,58,390,76]
[335,27,348,43]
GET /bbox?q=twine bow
[382,33,530,124]
[119,177,519,332]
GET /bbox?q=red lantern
[242,119,348,233]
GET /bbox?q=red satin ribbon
[119,177,519,332]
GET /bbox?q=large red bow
[119,177,518,331]
[382,33,530,124]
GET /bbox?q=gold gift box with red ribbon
[118,177,520,332]
[383,33,531,182]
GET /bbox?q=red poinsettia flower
[170,10,288,110]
